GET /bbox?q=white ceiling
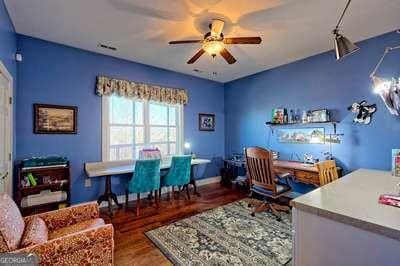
[5,0,400,82]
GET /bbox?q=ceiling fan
[169,19,262,64]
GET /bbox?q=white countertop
[291,169,400,240]
[85,158,211,177]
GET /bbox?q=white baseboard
[99,176,221,208]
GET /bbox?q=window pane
[110,146,133,160]
[169,143,176,155]
[150,127,168,143]
[110,147,118,161]
[169,127,176,142]
[134,145,144,160]
[152,143,168,157]
[135,101,144,125]
[110,126,133,145]
[149,103,168,125]
[110,96,133,124]
[169,107,176,125]
[119,146,133,160]
[135,127,144,144]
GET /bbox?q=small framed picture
[199,113,215,131]
[34,104,78,134]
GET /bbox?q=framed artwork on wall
[34,104,78,134]
[277,127,325,144]
[198,113,215,131]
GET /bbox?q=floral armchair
[0,193,114,265]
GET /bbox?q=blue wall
[0,0,17,157]
[225,31,400,190]
[16,35,225,204]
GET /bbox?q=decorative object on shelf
[277,127,325,144]
[96,76,188,105]
[301,110,308,123]
[348,100,377,125]
[311,109,330,123]
[34,104,77,134]
[392,149,400,177]
[198,113,215,131]
[332,0,359,60]
[370,44,400,116]
[22,156,68,168]
[271,108,285,124]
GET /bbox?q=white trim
[99,176,221,207]
[101,96,110,161]
[0,60,13,196]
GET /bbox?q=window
[102,95,183,161]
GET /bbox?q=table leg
[97,175,122,216]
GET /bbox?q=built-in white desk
[85,158,211,216]
[291,169,400,266]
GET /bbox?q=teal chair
[125,159,161,216]
[159,155,192,200]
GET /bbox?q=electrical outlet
[84,178,91,187]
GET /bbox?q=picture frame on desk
[34,104,78,134]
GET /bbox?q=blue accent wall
[16,35,225,204]
[225,31,400,193]
[0,0,17,158]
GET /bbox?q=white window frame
[102,96,184,161]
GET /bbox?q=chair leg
[248,191,254,207]
[159,187,162,199]
[125,189,129,210]
[269,204,282,221]
[171,186,174,199]
[251,201,271,217]
[185,185,190,200]
[136,193,140,216]
[155,190,159,213]
[177,186,181,199]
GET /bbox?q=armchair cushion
[25,201,100,232]
[0,193,25,252]
[15,224,114,265]
[20,217,48,248]
[49,218,105,240]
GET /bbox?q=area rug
[145,199,292,265]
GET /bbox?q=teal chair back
[128,159,161,193]
[162,155,192,187]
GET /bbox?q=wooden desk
[85,159,211,216]
[273,160,342,187]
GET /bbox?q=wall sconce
[370,45,400,116]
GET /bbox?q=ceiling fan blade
[187,49,205,64]
[211,19,225,37]
[224,37,262,44]
[220,48,236,64]
[169,40,203,44]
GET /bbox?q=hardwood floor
[100,182,247,266]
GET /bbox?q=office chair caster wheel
[248,203,252,208]
[251,212,255,217]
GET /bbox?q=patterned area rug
[145,199,292,265]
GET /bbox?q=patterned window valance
[96,76,188,105]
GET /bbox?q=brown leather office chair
[244,147,291,220]
[317,160,339,186]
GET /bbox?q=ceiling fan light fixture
[202,40,224,56]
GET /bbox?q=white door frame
[0,60,13,196]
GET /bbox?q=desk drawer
[295,170,319,186]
